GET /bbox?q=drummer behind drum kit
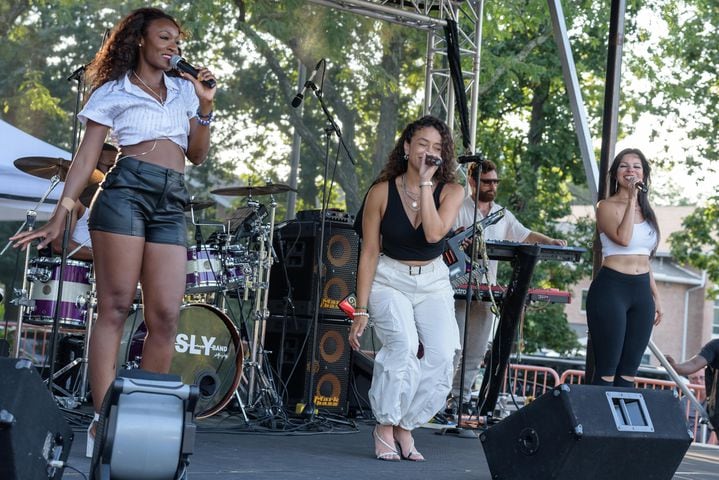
[6,154,296,419]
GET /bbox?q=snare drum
[186,245,222,293]
[117,303,243,418]
[25,257,93,328]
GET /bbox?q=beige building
[564,206,717,366]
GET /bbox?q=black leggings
[586,266,655,386]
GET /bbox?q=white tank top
[600,221,657,257]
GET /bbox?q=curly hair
[85,8,184,91]
[467,158,497,182]
[608,147,661,254]
[375,115,458,185]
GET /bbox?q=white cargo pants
[368,255,460,430]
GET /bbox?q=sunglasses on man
[479,178,501,185]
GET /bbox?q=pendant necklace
[133,71,165,105]
[402,174,420,210]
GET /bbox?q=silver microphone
[425,155,442,166]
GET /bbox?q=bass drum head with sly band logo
[117,303,243,419]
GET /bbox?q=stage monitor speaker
[480,384,693,480]
[268,220,359,319]
[0,358,73,480]
[90,369,198,480]
[265,315,352,414]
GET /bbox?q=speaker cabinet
[264,316,352,414]
[480,384,692,480]
[268,220,359,319]
[0,358,73,480]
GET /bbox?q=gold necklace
[401,174,420,210]
[133,71,165,105]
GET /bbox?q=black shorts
[88,156,189,246]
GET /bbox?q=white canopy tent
[0,119,70,222]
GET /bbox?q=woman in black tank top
[349,116,464,461]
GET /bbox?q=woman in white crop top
[586,148,663,388]
[11,7,216,457]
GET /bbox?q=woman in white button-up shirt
[11,7,217,456]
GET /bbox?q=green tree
[5,0,709,354]
[669,196,719,296]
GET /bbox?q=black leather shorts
[88,156,189,246]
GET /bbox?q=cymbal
[210,183,296,196]
[185,199,216,212]
[14,156,105,186]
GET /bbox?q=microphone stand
[46,63,87,396]
[300,81,356,421]
[443,156,488,438]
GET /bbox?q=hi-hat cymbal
[210,183,296,196]
[14,156,105,186]
[185,199,216,212]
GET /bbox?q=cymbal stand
[245,196,281,412]
[6,177,62,358]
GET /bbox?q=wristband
[60,197,75,212]
[196,109,214,126]
[419,181,433,187]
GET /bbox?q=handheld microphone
[425,155,442,166]
[627,176,648,193]
[170,55,216,88]
[291,59,324,108]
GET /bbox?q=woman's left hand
[181,67,217,102]
[654,308,663,326]
[349,314,368,351]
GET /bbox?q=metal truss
[307,0,484,154]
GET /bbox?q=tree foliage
[1,0,714,351]
[669,195,719,296]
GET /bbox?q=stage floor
[58,409,719,479]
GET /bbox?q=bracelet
[353,312,370,318]
[419,181,433,187]
[60,197,75,212]
[196,109,214,126]
[355,305,368,310]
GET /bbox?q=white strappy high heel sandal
[86,412,100,458]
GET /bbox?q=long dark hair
[375,115,457,184]
[86,8,183,90]
[608,148,661,254]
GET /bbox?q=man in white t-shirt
[450,159,566,414]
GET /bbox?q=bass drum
[118,303,243,419]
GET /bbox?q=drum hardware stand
[44,209,77,399]
[46,258,96,406]
[6,179,61,357]
[245,196,283,414]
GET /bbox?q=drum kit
[5,155,295,420]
